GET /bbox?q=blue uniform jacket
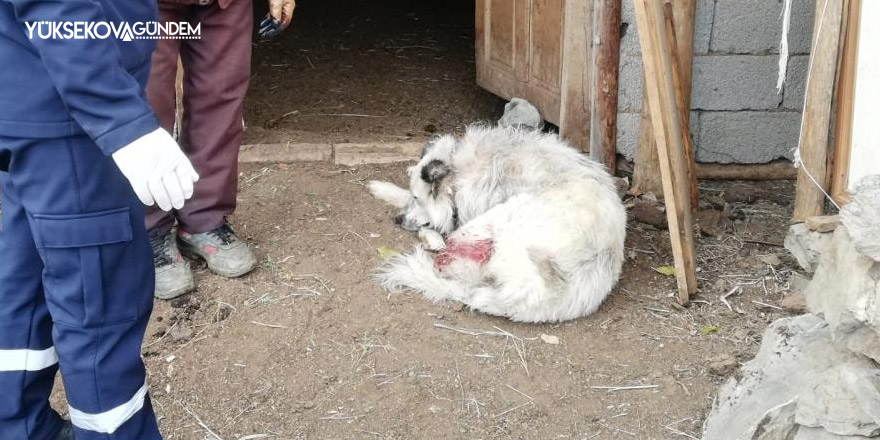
[0,0,160,156]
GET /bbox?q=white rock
[840,174,880,262]
[785,223,833,273]
[499,98,544,131]
[702,314,880,440]
[806,226,880,363]
[793,427,865,440]
[795,365,880,436]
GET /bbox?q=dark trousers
[146,0,253,235]
[0,135,160,440]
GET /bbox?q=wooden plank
[829,0,857,204]
[792,0,844,221]
[694,161,797,181]
[661,1,698,209]
[559,0,592,151]
[829,0,859,204]
[588,0,622,168]
[633,0,698,304]
[630,0,696,199]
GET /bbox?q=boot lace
[150,232,173,268]
[209,223,236,246]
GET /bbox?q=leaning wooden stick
[633,0,698,304]
[792,0,845,221]
[661,1,699,210]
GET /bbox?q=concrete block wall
[616,0,815,164]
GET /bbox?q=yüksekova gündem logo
[25,21,200,41]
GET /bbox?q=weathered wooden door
[475,0,591,150]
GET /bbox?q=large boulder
[785,223,833,273]
[702,314,880,439]
[840,175,880,262]
[805,226,880,363]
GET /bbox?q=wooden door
[476,0,591,150]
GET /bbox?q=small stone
[169,325,193,342]
[780,293,807,312]
[452,302,465,312]
[805,215,841,233]
[540,334,560,345]
[723,186,758,204]
[498,98,544,131]
[631,200,668,229]
[707,353,738,376]
[698,209,731,237]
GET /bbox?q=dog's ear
[420,159,451,184]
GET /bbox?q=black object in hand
[258,14,283,39]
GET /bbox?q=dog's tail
[376,247,467,303]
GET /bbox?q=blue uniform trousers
[0,135,161,439]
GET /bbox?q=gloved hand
[112,128,199,212]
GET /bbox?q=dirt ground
[126,162,800,440]
[244,0,505,145]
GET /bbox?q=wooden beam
[630,0,696,199]
[589,0,622,171]
[792,0,845,221]
[830,0,860,204]
[633,0,698,304]
[661,1,699,209]
[560,0,593,152]
[695,161,797,181]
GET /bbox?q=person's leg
[0,172,64,440]
[144,3,187,236]
[4,135,161,440]
[146,2,195,299]
[177,0,252,233]
[176,0,257,278]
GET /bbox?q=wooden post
[830,0,860,205]
[792,0,845,221]
[631,0,696,199]
[633,0,698,304]
[589,0,622,171]
[661,1,699,209]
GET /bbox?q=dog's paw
[418,228,446,251]
[367,180,412,209]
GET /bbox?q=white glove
[112,128,199,211]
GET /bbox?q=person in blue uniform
[0,0,200,439]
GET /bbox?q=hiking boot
[178,222,257,278]
[55,420,74,440]
[150,228,195,300]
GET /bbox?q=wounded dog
[368,125,626,323]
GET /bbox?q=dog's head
[369,135,458,234]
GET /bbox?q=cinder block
[711,0,815,55]
[691,55,783,111]
[618,56,644,112]
[239,143,332,163]
[616,111,700,161]
[616,112,640,160]
[334,142,422,166]
[620,0,640,56]
[783,55,810,110]
[697,111,801,163]
[693,0,715,55]
[620,0,714,56]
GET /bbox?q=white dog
[368,125,626,323]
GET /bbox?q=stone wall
[616,0,815,164]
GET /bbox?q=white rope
[777,0,794,93]
[793,0,841,211]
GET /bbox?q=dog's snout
[394,214,404,225]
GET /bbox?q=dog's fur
[368,125,626,322]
